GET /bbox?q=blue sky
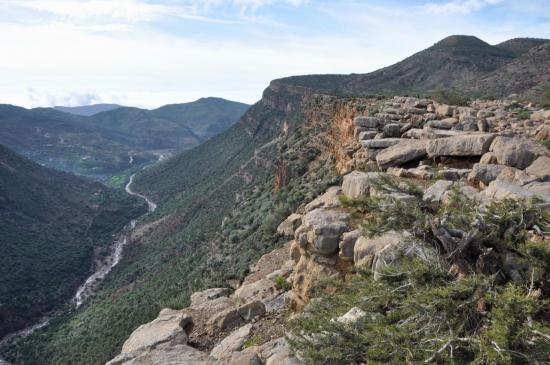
[0,0,548,108]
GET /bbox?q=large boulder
[342,171,385,198]
[118,309,192,355]
[106,344,212,365]
[276,213,303,236]
[362,138,403,149]
[354,231,405,268]
[354,116,380,128]
[190,288,231,307]
[339,229,362,261]
[468,163,510,186]
[294,208,350,256]
[526,156,550,180]
[375,140,428,169]
[304,186,342,212]
[427,133,496,157]
[482,180,549,202]
[489,136,550,169]
[210,324,252,360]
[234,278,280,304]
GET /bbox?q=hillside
[0,145,146,340]
[54,104,123,116]
[0,98,248,181]
[275,35,549,99]
[4,34,550,364]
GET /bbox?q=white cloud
[27,89,109,107]
[423,0,503,15]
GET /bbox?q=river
[0,171,156,362]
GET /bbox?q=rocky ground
[106,97,549,364]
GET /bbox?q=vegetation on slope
[291,182,550,364]
[0,145,147,340]
[5,92,340,364]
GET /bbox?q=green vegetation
[0,98,248,180]
[6,94,340,364]
[274,275,292,291]
[291,181,550,364]
[0,145,147,340]
[432,88,470,106]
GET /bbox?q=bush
[432,88,470,106]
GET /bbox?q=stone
[468,163,509,186]
[523,181,550,201]
[436,104,454,117]
[442,184,487,204]
[354,116,380,128]
[276,213,303,236]
[425,120,453,129]
[383,123,401,137]
[336,307,367,325]
[219,352,263,365]
[490,136,550,169]
[437,168,471,181]
[234,278,280,304]
[358,131,378,140]
[496,168,538,186]
[208,308,243,333]
[294,208,350,255]
[291,254,340,309]
[480,152,497,164]
[339,229,362,261]
[106,344,212,365]
[375,140,427,169]
[362,138,402,149]
[526,156,550,180]
[210,324,253,360]
[120,310,193,354]
[482,180,543,202]
[342,171,385,198]
[423,180,453,202]
[304,186,342,212]
[191,288,231,307]
[354,231,404,268]
[237,300,266,321]
[530,110,550,121]
[259,337,303,365]
[289,240,301,263]
[427,133,496,157]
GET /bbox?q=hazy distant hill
[0,98,249,180]
[274,35,549,99]
[54,104,122,116]
[0,144,146,339]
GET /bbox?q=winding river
[0,171,156,362]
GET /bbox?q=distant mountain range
[274,36,549,99]
[0,97,249,181]
[0,144,146,339]
[54,103,123,116]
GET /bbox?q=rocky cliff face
[107,96,549,364]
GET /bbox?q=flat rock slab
[361,138,403,149]
[427,133,496,157]
[376,139,427,169]
[342,171,385,198]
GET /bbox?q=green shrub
[432,88,470,106]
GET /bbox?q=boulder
[423,180,453,202]
[304,186,342,212]
[276,213,303,236]
[482,180,543,202]
[526,156,550,180]
[354,116,380,128]
[237,301,266,321]
[354,231,405,268]
[425,120,453,129]
[120,310,193,354]
[480,152,498,164]
[523,181,550,201]
[362,138,402,149]
[210,324,252,360]
[358,131,378,140]
[427,133,496,157]
[436,104,454,117]
[489,136,550,169]
[294,208,350,256]
[375,140,427,169]
[336,307,367,325]
[208,308,243,333]
[383,123,401,138]
[468,163,509,186]
[234,278,280,304]
[191,288,231,307]
[291,254,340,309]
[342,171,385,198]
[106,344,212,365]
[339,229,362,261]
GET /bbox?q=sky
[0,0,549,109]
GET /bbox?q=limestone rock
[258,337,304,365]
[237,300,266,321]
[276,213,303,236]
[362,138,402,149]
[468,163,509,186]
[342,171,385,198]
[354,231,404,268]
[210,324,252,360]
[304,186,342,212]
[383,123,401,137]
[234,278,280,304]
[376,139,427,169]
[106,344,212,365]
[336,307,367,325]
[339,229,362,261]
[294,208,350,256]
[291,254,339,309]
[482,180,544,202]
[423,180,453,202]
[191,288,231,307]
[526,156,550,180]
[427,133,496,157]
[490,136,550,169]
[120,310,192,355]
[208,308,243,333]
[354,116,380,128]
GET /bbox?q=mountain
[466,42,550,99]
[274,35,549,99]
[4,35,550,364]
[54,104,123,116]
[0,98,249,181]
[0,144,147,340]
